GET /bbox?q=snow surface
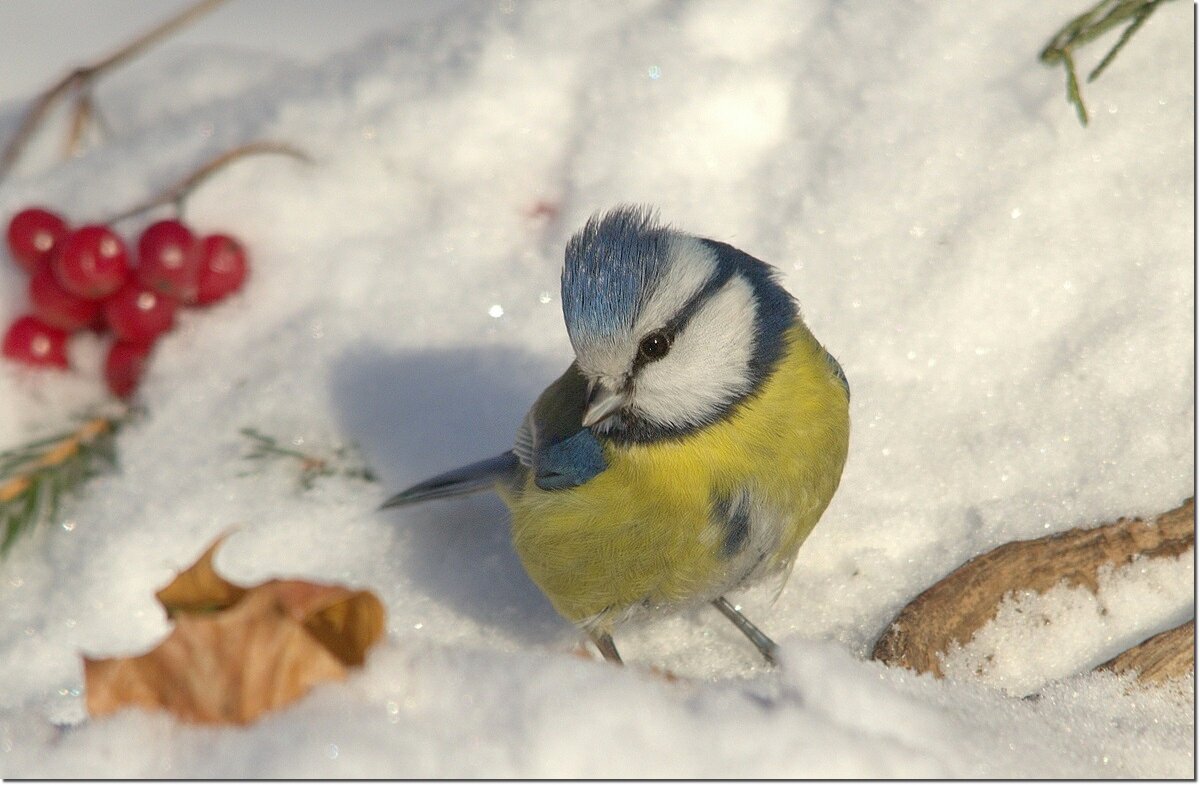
[0,0,1193,778]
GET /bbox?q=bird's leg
[713,596,779,665]
[590,631,623,664]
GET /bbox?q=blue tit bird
[383,206,849,665]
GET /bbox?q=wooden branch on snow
[1096,619,1195,685]
[872,498,1194,682]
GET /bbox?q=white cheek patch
[632,275,758,428]
[633,235,717,339]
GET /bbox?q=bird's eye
[638,331,672,362]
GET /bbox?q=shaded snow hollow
[0,1,1193,778]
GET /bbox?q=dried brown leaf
[85,536,386,724]
[264,579,385,668]
[154,532,245,617]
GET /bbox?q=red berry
[29,265,102,331]
[104,341,152,398]
[6,208,69,274]
[54,225,130,299]
[103,281,178,344]
[2,315,69,368]
[137,219,199,302]
[195,234,248,305]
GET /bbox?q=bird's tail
[380,451,521,508]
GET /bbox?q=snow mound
[0,1,1192,777]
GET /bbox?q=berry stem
[0,0,228,183]
[105,141,313,224]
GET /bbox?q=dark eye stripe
[661,263,737,337]
[602,239,800,446]
[631,263,737,374]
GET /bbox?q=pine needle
[1040,0,1177,127]
[239,428,377,491]
[1,409,130,556]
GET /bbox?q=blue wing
[382,363,606,508]
[516,362,607,491]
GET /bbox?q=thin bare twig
[105,141,313,224]
[88,0,229,75]
[0,0,228,182]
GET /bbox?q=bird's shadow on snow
[329,342,569,647]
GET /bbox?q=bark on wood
[1096,619,1195,685]
[872,498,1194,678]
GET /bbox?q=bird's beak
[581,380,625,428]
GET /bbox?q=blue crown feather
[561,206,671,348]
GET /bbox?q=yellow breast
[501,322,850,629]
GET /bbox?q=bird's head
[561,206,798,443]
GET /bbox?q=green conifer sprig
[1,407,130,556]
[1041,0,1177,126]
[239,427,378,491]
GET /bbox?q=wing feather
[522,362,607,490]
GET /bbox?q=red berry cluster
[3,207,249,397]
